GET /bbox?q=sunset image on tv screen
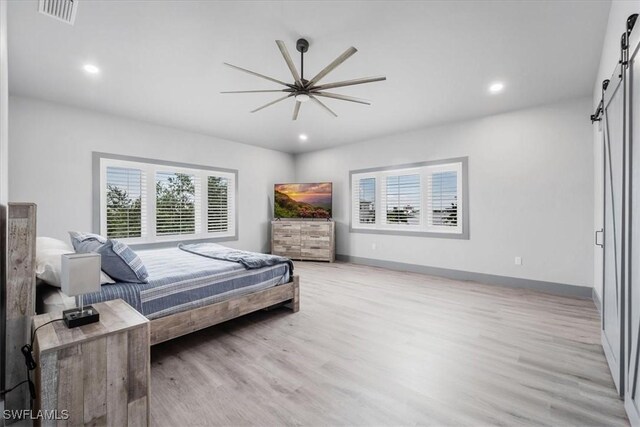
[274,183,332,219]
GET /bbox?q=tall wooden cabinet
[271,220,335,262]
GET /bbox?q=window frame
[93,152,238,246]
[350,157,469,239]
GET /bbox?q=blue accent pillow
[69,231,107,253]
[97,240,149,283]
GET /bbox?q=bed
[31,234,299,345]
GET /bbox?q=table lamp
[61,253,101,328]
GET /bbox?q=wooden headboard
[4,203,36,414]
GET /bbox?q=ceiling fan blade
[224,62,292,87]
[309,95,338,117]
[276,40,303,88]
[250,94,293,113]
[221,89,292,94]
[313,92,371,105]
[292,101,301,121]
[312,76,386,91]
[306,47,357,88]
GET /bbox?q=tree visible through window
[100,156,237,243]
[156,172,196,236]
[106,167,143,238]
[208,176,229,232]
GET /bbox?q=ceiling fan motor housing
[296,38,309,53]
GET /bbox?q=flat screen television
[274,183,332,219]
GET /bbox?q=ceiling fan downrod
[296,38,309,85]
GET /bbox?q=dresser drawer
[301,248,331,259]
[301,222,332,234]
[273,233,301,245]
[273,244,301,258]
[301,235,331,249]
[273,222,301,232]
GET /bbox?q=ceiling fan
[221,38,386,120]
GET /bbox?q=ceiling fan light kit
[222,38,386,120]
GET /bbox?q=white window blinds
[351,160,464,236]
[384,174,421,226]
[105,166,146,239]
[100,157,236,243]
[357,177,376,224]
[207,176,232,233]
[427,169,459,228]
[155,171,199,236]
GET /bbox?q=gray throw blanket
[178,243,294,274]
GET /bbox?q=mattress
[82,246,291,320]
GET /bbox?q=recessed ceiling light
[83,64,100,74]
[299,134,308,142]
[489,82,504,94]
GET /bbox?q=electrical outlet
[515,256,522,266]
[372,243,377,250]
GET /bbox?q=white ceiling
[8,0,610,153]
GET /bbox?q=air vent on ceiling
[38,0,78,25]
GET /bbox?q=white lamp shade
[61,253,102,297]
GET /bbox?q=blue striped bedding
[82,246,291,320]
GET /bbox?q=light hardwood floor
[150,262,628,426]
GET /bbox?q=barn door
[626,25,640,425]
[602,65,626,396]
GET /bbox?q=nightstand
[32,299,150,426]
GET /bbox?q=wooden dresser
[271,220,335,262]
[32,299,150,426]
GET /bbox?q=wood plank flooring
[150,262,628,426]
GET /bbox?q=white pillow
[36,246,115,288]
[37,236,72,252]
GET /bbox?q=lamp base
[63,306,100,328]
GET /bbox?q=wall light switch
[372,243,377,250]
[515,256,522,265]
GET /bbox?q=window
[384,174,421,226]
[357,177,376,224]
[155,171,197,236]
[207,176,229,232]
[97,154,236,244]
[105,167,145,239]
[350,158,467,238]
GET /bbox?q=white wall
[592,1,639,299]
[8,94,596,289]
[295,97,594,288]
[8,96,295,253]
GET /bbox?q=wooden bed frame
[150,275,299,345]
[7,202,300,348]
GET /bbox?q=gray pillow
[69,231,107,253]
[97,240,149,283]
